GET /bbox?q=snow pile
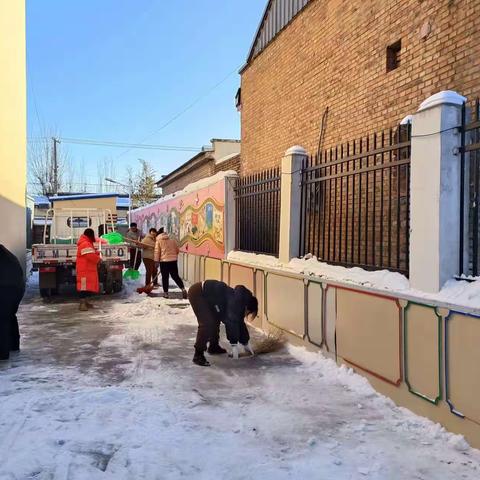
[227,251,480,310]
[1,281,480,479]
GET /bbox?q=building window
[235,87,242,111]
[386,40,401,72]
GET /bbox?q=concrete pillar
[279,146,308,263]
[224,173,238,257]
[410,91,465,293]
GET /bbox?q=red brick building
[156,139,240,195]
[239,0,480,174]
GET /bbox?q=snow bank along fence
[177,251,480,448]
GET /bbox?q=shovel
[136,271,160,295]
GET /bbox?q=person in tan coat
[154,228,187,299]
[141,228,158,287]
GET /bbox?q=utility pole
[52,137,60,194]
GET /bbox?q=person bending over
[188,280,258,366]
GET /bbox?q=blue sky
[26,0,265,191]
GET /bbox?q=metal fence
[299,125,411,275]
[460,98,480,277]
[234,168,281,255]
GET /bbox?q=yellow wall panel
[336,288,401,385]
[265,273,304,338]
[404,303,441,403]
[229,263,254,292]
[446,312,480,423]
[205,257,222,281]
[307,281,323,346]
[325,286,336,353]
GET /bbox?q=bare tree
[78,161,88,193]
[97,157,118,193]
[28,130,73,195]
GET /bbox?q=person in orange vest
[76,228,101,311]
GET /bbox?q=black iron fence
[299,125,411,275]
[234,168,281,255]
[460,98,480,277]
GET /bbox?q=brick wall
[213,154,241,174]
[161,161,214,195]
[161,155,241,195]
[241,0,480,174]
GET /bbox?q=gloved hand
[243,341,254,356]
[229,343,239,360]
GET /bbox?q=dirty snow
[227,251,480,311]
[0,273,479,479]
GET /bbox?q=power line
[115,64,242,159]
[27,136,202,152]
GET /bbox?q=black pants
[79,291,92,299]
[188,282,220,352]
[129,248,141,270]
[0,286,24,360]
[159,261,184,293]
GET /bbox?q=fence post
[410,91,465,293]
[224,173,238,256]
[279,145,307,263]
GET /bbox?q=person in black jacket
[188,280,258,366]
[0,245,25,360]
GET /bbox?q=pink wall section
[132,178,225,259]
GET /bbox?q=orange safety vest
[76,234,101,293]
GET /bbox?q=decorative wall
[132,178,226,259]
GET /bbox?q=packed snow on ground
[0,274,479,479]
[227,251,480,310]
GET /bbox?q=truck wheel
[40,288,58,298]
[104,274,114,295]
[40,288,52,298]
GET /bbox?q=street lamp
[105,178,131,225]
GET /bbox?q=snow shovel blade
[123,269,140,280]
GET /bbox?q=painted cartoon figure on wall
[205,203,213,229]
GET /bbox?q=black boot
[193,349,210,367]
[207,344,227,355]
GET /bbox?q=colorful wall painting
[131,177,226,259]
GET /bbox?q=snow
[227,251,480,311]
[133,170,237,214]
[1,274,479,479]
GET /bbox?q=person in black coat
[187,280,258,366]
[0,245,25,360]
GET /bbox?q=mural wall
[132,178,226,259]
